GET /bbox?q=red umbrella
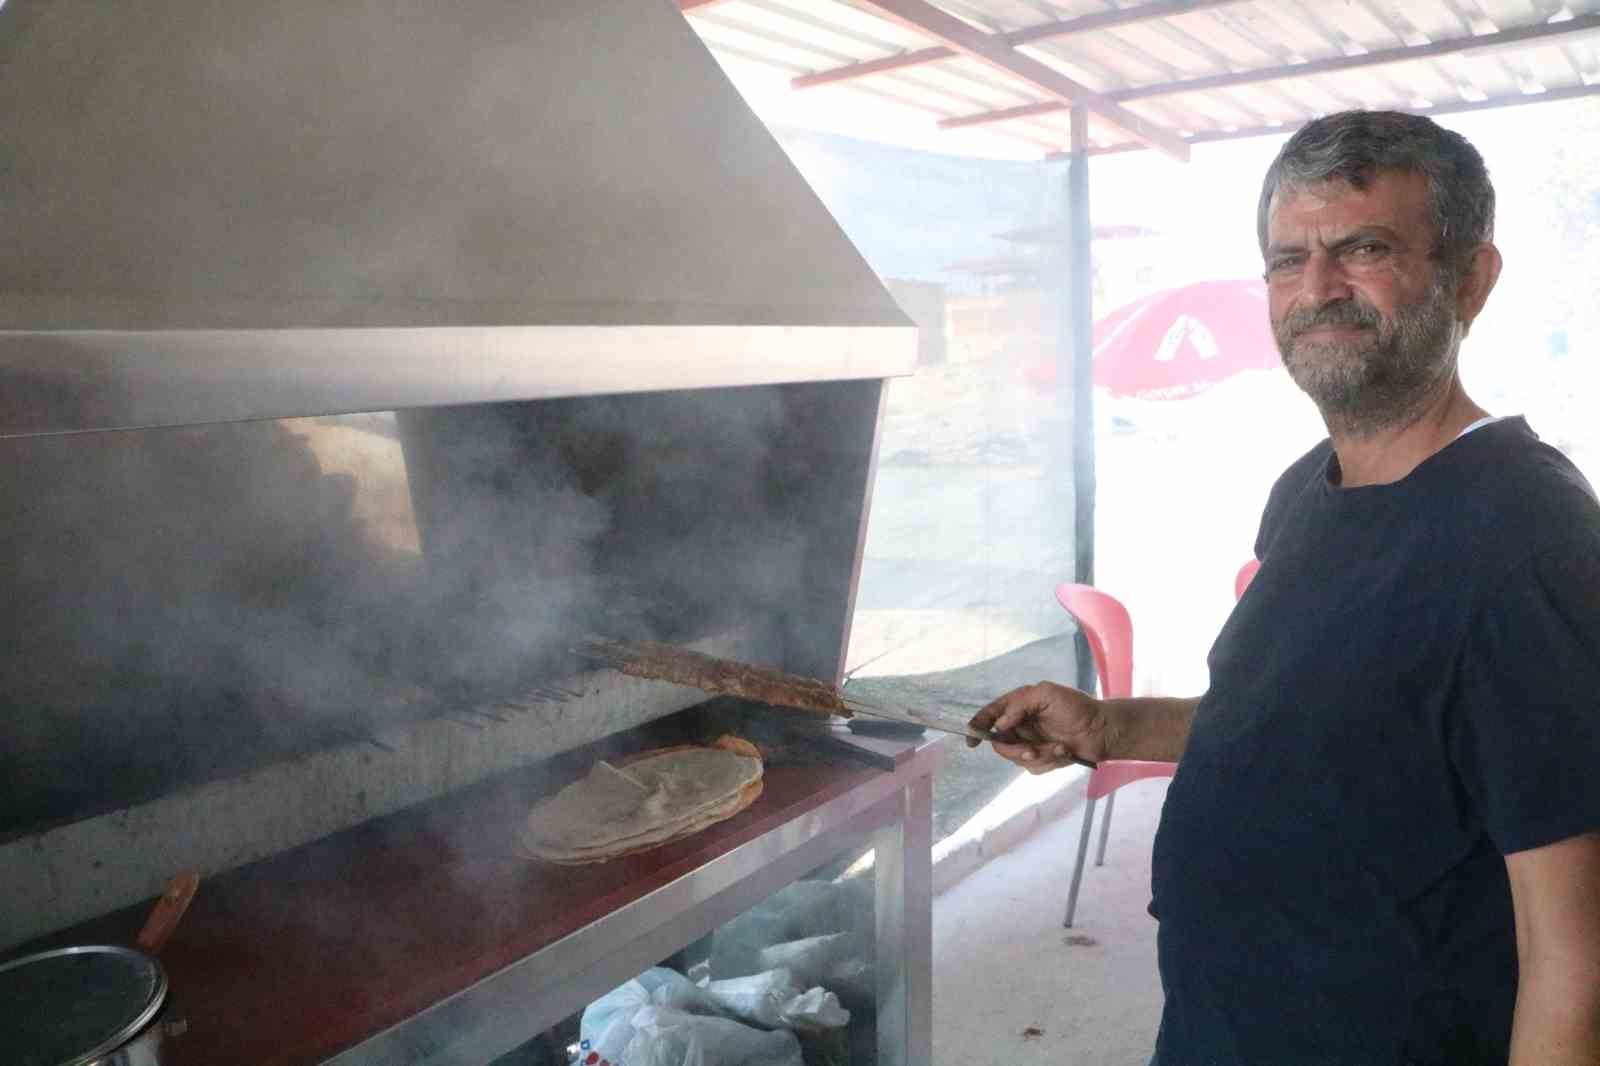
[1024,279,1281,400]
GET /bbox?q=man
[970,110,1600,1066]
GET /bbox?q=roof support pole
[1068,104,1096,597]
[1055,103,1098,692]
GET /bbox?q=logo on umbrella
[1153,314,1219,363]
[1027,279,1281,400]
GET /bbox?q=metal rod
[795,0,1250,90]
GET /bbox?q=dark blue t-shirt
[1149,417,1600,1066]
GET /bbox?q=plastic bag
[623,1006,804,1066]
[580,969,701,1064]
[754,934,872,1008]
[700,969,849,1031]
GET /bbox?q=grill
[0,0,936,1061]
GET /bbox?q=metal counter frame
[327,735,943,1066]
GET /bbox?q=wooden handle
[135,869,200,955]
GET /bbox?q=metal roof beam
[941,12,1600,125]
[1109,13,1600,100]
[847,0,1191,159]
[1070,80,1600,156]
[792,0,1248,89]
[942,99,1074,128]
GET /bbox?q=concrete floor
[932,776,1173,1066]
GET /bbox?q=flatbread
[524,778,764,865]
[521,737,763,864]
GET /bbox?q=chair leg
[1094,790,1116,867]
[1063,796,1097,928]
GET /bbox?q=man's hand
[967,682,1108,774]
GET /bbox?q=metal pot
[0,944,186,1065]
[0,941,183,1056]
[3,873,196,1066]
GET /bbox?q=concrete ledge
[931,837,984,895]
[932,763,1090,896]
[979,804,1040,859]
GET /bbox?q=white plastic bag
[580,969,701,1064]
[754,934,873,1008]
[623,1005,804,1066]
[700,969,850,1031]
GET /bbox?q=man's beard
[1273,275,1461,436]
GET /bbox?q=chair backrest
[1053,583,1133,699]
[1234,558,1261,601]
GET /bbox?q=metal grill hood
[0,0,915,437]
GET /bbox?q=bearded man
[971,110,1600,1066]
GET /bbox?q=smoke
[0,382,834,839]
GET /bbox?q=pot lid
[0,945,167,1066]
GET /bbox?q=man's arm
[968,684,1200,771]
[1100,695,1200,762]
[1506,830,1600,1065]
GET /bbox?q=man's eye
[1266,256,1304,276]
[1345,242,1388,260]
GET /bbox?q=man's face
[1264,170,1460,424]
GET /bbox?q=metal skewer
[840,696,1097,767]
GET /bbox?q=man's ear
[1455,243,1503,336]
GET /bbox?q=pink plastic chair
[1235,558,1261,601]
[1054,583,1177,928]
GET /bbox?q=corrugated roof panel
[1452,48,1541,93]
[1164,84,1275,129]
[1081,109,1134,147]
[1345,0,1429,47]
[1396,59,1480,104]
[777,0,934,49]
[1214,83,1310,123]
[884,60,1050,110]
[1053,28,1191,84]
[739,0,920,55]
[928,54,1065,101]
[1273,0,1387,55]
[1564,39,1600,81]
[927,0,1036,32]
[1022,40,1136,93]
[1171,6,1301,67]
[833,79,976,126]
[1024,0,1116,18]
[1512,40,1596,86]
[1473,0,1546,29]
[685,0,1600,158]
[692,14,866,69]
[1118,93,1221,136]
[1220,70,1368,114]
[1219,2,1351,63]
[1014,115,1070,147]
[1107,20,1251,78]
[1314,63,1446,108]
[1369,0,1467,44]
[1420,0,1482,38]
[704,37,814,76]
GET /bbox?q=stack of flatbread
[521,736,764,865]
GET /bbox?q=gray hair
[1257,110,1495,280]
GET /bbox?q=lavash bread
[521,736,763,864]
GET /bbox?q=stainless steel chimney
[0,0,915,437]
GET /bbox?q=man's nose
[1300,251,1353,304]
